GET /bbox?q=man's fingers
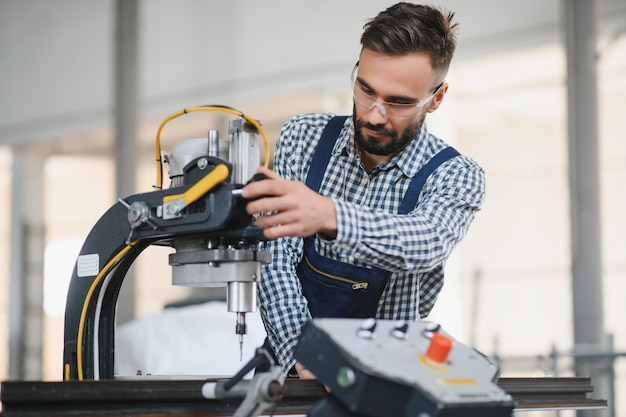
[245,196,279,216]
[255,166,280,179]
[262,223,301,239]
[241,170,282,200]
[295,362,317,380]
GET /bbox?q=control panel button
[426,332,453,364]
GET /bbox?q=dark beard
[353,105,425,156]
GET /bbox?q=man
[241,2,485,378]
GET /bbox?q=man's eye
[389,100,414,106]
[362,88,376,96]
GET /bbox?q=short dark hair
[360,2,458,77]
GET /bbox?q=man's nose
[367,101,388,122]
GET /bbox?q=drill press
[166,116,268,360]
[62,105,271,380]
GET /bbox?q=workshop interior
[1,0,626,416]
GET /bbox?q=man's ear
[427,83,448,113]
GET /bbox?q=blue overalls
[259,115,459,375]
[297,115,460,319]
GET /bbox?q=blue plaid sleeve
[258,237,309,371]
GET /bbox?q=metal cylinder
[207,130,219,157]
[171,261,261,287]
[227,281,257,313]
[228,118,261,185]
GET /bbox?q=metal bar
[0,377,607,417]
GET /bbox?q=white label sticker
[77,254,99,277]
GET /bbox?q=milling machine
[62,105,271,381]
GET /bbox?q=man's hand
[241,166,338,239]
[294,361,317,380]
[295,361,331,393]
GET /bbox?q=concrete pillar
[563,0,608,414]
[8,147,46,380]
[113,0,139,325]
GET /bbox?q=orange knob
[426,332,453,363]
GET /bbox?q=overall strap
[305,115,460,214]
[305,115,349,192]
[398,146,460,214]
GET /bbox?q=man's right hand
[241,166,338,240]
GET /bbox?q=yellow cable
[75,241,138,381]
[155,105,271,190]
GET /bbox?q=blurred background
[0,0,625,415]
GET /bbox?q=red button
[426,333,453,363]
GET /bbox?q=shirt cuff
[323,199,361,254]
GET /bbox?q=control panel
[294,318,515,417]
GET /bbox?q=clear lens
[352,84,424,119]
[350,63,444,120]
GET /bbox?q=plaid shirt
[258,113,486,370]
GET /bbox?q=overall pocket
[296,238,390,318]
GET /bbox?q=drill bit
[239,334,244,362]
[235,312,247,361]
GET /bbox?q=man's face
[352,49,446,159]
